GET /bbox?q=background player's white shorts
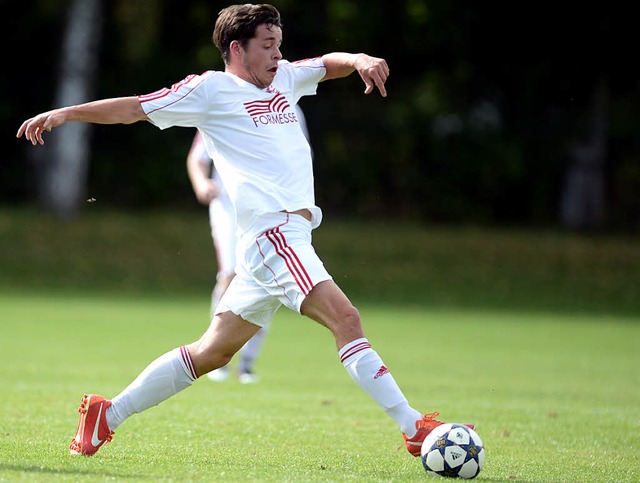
[209,196,236,280]
[216,212,332,327]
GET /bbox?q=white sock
[340,338,421,436]
[106,346,197,430]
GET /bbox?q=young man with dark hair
[18,3,472,458]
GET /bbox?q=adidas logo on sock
[374,365,389,379]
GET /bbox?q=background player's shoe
[206,366,230,382]
[69,394,114,456]
[402,412,476,457]
[238,370,259,384]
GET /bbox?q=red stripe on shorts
[264,227,313,294]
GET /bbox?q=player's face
[237,24,283,89]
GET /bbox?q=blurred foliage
[3,0,639,230]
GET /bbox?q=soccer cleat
[69,394,114,456]
[402,412,476,457]
[237,371,260,384]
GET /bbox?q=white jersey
[139,58,326,233]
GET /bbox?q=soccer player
[17,3,473,458]
[186,129,266,384]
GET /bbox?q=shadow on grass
[0,463,145,479]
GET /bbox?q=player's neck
[225,67,269,90]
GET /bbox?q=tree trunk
[560,77,608,230]
[39,0,103,218]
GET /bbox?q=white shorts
[209,196,236,280]
[215,212,332,327]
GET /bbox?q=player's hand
[16,110,66,145]
[194,179,219,205]
[355,54,389,97]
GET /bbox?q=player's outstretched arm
[321,52,389,97]
[16,96,148,146]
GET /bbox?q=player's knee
[342,305,361,327]
[333,305,363,338]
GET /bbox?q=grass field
[1,207,639,481]
[1,292,639,482]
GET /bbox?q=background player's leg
[207,197,238,380]
[236,323,269,383]
[207,273,236,381]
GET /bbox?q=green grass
[1,207,639,480]
[1,206,639,315]
[1,292,639,481]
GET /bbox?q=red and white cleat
[403,412,476,457]
[69,394,114,456]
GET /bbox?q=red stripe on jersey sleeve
[138,74,201,104]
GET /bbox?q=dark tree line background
[3,0,638,231]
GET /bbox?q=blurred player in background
[186,129,265,383]
[186,106,310,384]
[18,3,473,459]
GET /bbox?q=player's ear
[230,40,243,58]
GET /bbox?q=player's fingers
[371,72,388,97]
[364,83,373,95]
[377,81,387,97]
[20,118,40,145]
[34,126,45,145]
[16,120,28,139]
[34,115,53,145]
[381,59,390,77]
[26,125,37,145]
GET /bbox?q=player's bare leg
[301,280,422,441]
[236,324,269,383]
[300,280,364,348]
[188,311,261,377]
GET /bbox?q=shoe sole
[69,394,91,456]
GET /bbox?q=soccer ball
[421,423,485,479]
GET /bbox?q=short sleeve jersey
[139,58,326,233]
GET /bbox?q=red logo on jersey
[244,93,291,116]
[244,93,298,127]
